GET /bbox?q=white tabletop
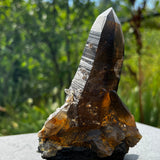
[0,123,160,160]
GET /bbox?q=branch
[126,65,138,82]
[120,12,160,24]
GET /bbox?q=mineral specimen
[38,7,142,159]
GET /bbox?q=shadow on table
[124,154,139,160]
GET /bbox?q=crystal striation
[38,7,142,159]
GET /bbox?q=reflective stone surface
[38,7,142,159]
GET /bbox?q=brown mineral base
[38,7,142,160]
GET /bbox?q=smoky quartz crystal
[38,7,142,160]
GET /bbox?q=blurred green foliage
[0,0,160,136]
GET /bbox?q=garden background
[0,0,160,135]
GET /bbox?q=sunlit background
[0,0,160,136]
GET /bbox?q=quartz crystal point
[38,8,142,159]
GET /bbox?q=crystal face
[38,7,142,159]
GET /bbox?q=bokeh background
[0,0,160,136]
